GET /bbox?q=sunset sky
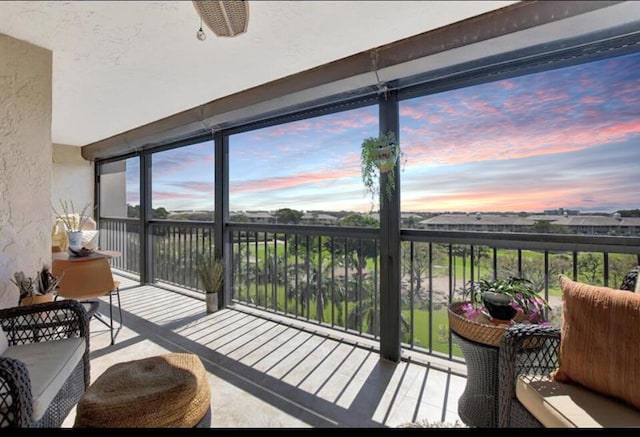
[138,50,640,214]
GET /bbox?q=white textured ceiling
[0,1,517,146]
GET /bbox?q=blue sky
[130,51,640,214]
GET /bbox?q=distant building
[560,215,640,235]
[543,208,579,216]
[244,211,274,223]
[301,213,338,225]
[401,213,424,226]
[419,213,535,232]
[419,212,640,235]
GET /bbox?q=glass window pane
[229,105,379,225]
[99,157,139,218]
[400,51,640,233]
[151,140,214,221]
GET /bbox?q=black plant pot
[482,292,517,321]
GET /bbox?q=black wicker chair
[0,300,90,427]
[620,266,639,292]
[498,324,561,428]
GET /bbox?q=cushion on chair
[2,338,86,421]
[553,275,640,411]
[0,329,7,355]
[516,375,640,427]
[619,266,639,292]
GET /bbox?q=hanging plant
[360,131,403,210]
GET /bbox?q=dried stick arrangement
[11,265,62,299]
[52,200,92,232]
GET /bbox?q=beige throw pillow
[82,230,99,251]
[553,275,640,410]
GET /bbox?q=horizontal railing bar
[148,219,215,227]
[99,217,139,224]
[227,222,379,239]
[401,229,640,254]
[104,218,640,254]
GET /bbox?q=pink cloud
[496,81,516,90]
[153,148,213,177]
[399,106,424,120]
[462,99,500,116]
[169,181,214,193]
[402,112,640,168]
[581,96,606,104]
[263,108,378,137]
[427,114,442,124]
[404,186,583,212]
[267,121,314,137]
[126,191,140,203]
[613,83,640,96]
[231,165,359,194]
[333,119,364,128]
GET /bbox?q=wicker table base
[452,332,500,428]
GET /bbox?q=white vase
[206,293,219,314]
[67,231,83,250]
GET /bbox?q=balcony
[2,1,640,429]
[79,219,639,427]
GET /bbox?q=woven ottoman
[74,353,211,428]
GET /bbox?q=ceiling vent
[193,1,249,38]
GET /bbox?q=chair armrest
[498,324,561,427]
[0,356,34,427]
[0,300,88,346]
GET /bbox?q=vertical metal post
[94,163,100,226]
[214,130,231,308]
[140,152,153,284]
[379,89,401,362]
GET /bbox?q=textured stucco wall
[0,34,52,309]
[52,143,94,219]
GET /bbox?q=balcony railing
[150,221,215,290]
[98,217,140,275]
[98,217,640,362]
[228,223,381,340]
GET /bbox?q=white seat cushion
[0,329,7,355]
[2,338,86,421]
[516,375,640,427]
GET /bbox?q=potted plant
[12,265,62,305]
[360,131,403,210]
[469,277,551,322]
[196,253,224,314]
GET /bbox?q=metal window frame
[94,28,640,361]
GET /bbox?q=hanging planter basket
[360,131,403,210]
[369,145,398,173]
